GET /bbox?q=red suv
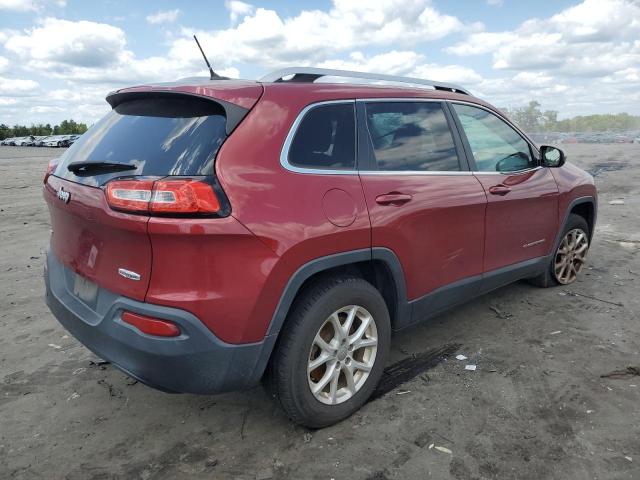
[44,68,597,427]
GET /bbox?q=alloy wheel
[307,305,378,405]
[554,228,589,284]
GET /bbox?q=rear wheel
[529,213,590,287]
[267,276,390,428]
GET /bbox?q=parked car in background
[1,137,16,146]
[34,136,52,147]
[43,67,597,428]
[67,134,81,146]
[14,136,36,146]
[43,135,72,147]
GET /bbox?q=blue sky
[0,0,638,125]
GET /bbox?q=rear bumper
[44,251,275,394]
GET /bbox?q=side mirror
[540,145,565,168]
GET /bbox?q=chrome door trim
[279,97,542,176]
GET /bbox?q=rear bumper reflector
[121,311,180,337]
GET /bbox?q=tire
[266,275,391,428]
[529,213,590,287]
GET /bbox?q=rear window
[287,103,356,170]
[54,96,227,186]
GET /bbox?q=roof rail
[259,67,470,95]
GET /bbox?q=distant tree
[0,124,11,140]
[504,101,640,133]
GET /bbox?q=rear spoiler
[105,90,250,136]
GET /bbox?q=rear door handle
[488,184,511,196]
[375,192,413,206]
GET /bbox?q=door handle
[488,184,511,196]
[375,192,413,206]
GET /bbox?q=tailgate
[44,175,152,301]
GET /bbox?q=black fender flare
[265,247,408,338]
[552,196,597,253]
[247,247,408,384]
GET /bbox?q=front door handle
[488,184,511,196]
[375,192,413,206]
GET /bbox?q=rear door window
[363,102,461,172]
[287,103,356,170]
[54,96,228,186]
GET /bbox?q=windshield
[54,96,228,186]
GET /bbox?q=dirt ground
[1,144,639,480]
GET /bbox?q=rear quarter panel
[213,86,376,341]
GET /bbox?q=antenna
[193,35,224,80]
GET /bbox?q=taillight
[105,179,154,212]
[151,179,220,214]
[105,178,222,216]
[121,311,180,337]
[44,159,58,184]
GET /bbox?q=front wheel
[267,276,390,428]
[529,213,590,287]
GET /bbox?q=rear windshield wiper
[67,161,137,176]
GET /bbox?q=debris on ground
[550,331,562,335]
[465,365,477,371]
[434,446,452,454]
[600,367,640,379]
[564,291,623,307]
[89,360,110,370]
[489,305,513,319]
[455,354,467,361]
[303,433,312,443]
[609,199,625,205]
[396,389,411,395]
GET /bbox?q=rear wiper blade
[67,161,137,175]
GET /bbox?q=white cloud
[175,0,466,70]
[0,56,9,73]
[0,0,36,10]
[6,18,129,70]
[225,0,254,24]
[317,50,483,86]
[448,0,640,78]
[486,0,503,6]
[0,76,39,95]
[0,0,64,11]
[146,9,180,25]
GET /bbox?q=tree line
[504,101,640,133]
[0,120,88,140]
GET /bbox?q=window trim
[279,97,541,177]
[280,99,358,175]
[448,100,541,175]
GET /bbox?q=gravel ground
[1,145,639,480]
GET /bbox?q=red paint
[359,174,486,299]
[43,79,597,347]
[474,169,560,272]
[44,175,152,301]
